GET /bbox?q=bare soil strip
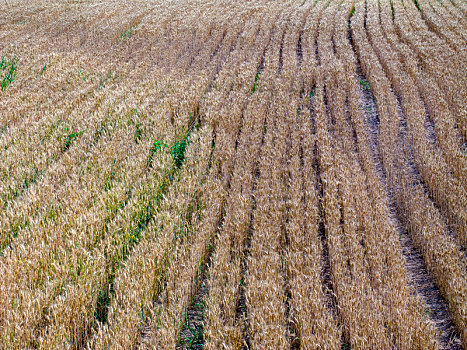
[355,59,463,350]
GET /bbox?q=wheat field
[0,0,466,349]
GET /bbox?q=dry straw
[1,0,466,348]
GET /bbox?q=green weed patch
[1,57,17,91]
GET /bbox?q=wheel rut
[354,57,463,350]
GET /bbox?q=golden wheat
[1,0,466,348]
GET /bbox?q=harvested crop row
[287,102,342,349]
[375,0,467,190]
[0,56,117,211]
[351,1,467,345]
[29,72,214,348]
[418,0,467,49]
[0,78,185,347]
[331,5,448,347]
[244,84,290,350]
[391,0,467,140]
[364,0,467,248]
[89,124,217,349]
[313,4,442,341]
[314,68,394,347]
[203,78,273,350]
[1,1,466,349]
[146,138,221,349]
[0,5,257,338]
[203,4,304,348]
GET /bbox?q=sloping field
[1,0,466,349]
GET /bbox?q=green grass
[119,24,137,42]
[184,322,204,349]
[171,132,190,169]
[62,128,86,151]
[252,71,260,94]
[147,140,169,166]
[179,286,206,349]
[95,128,192,324]
[147,130,191,169]
[349,4,355,18]
[413,0,421,11]
[40,63,47,76]
[310,85,316,98]
[1,57,17,91]
[359,78,370,91]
